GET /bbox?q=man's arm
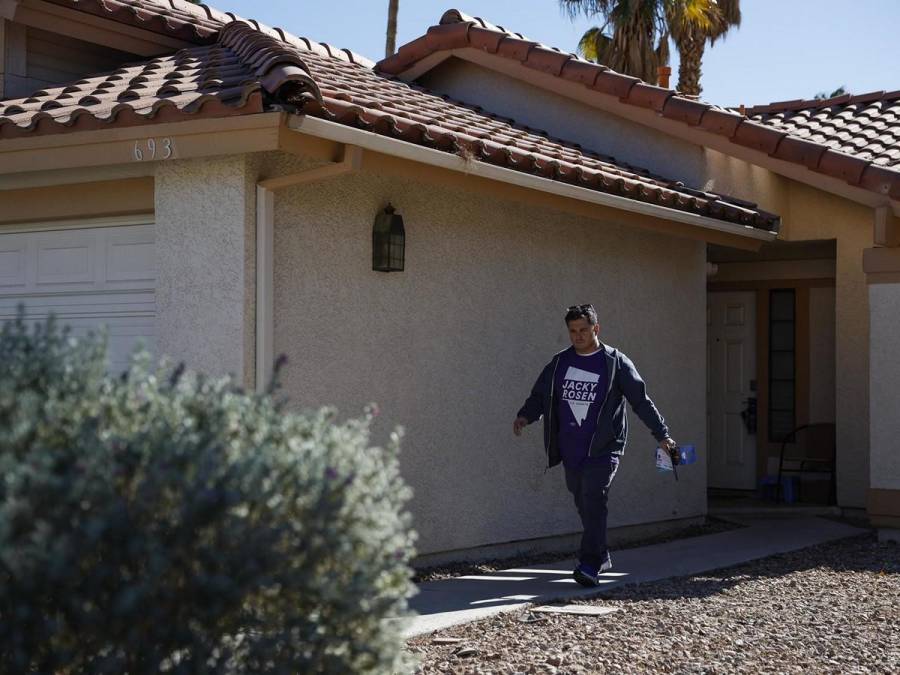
[514,363,551,435]
[617,353,670,443]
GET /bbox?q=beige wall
[264,150,708,556]
[154,155,256,387]
[711,259,835,283]
[869,281,900,491]
[708,184,869,506]
[422,58,880,504]
[420,58,875,504]
[783,183,872,506]
[809,286,836,425]
[703,147,789,217]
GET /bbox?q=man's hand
[658,436,678,464]
[513,416,529,436]
[658,437,677,452]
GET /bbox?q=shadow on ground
[594,533,897,604]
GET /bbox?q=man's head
[565,304,601,354]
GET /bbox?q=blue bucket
[676,444,697,465]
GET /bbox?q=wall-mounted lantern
[372,203,405,272]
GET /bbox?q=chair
[776,423,836,505]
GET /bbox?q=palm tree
[560,0,741,96]
[570,1,669,84]
[814,86,848,100]
[667,0,740,96]
[385,0,400,58]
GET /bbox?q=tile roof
[0,22,322,136]
[377,9,900,203]
[0,6,778,231]
[44,0,226,43]
[745,92,900,171]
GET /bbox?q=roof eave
[0,111,283,178]
[287,114,777,245]
[386,46,899,214]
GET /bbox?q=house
[1,1,896,561]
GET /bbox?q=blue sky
[217,1,899,107]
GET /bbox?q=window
[768,289,795,441]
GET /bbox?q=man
[514,304,676,587]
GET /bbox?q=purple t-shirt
[555,348,609,470]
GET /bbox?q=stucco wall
[266,151,707,556]
[783,183,872,506]
[154,155,256,387]
[869,282,900,491]
[418,57,873,504]
[703,147,789,217]
[809,286,836,425]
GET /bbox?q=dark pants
[564,455,620,568]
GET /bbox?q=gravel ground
[414,517,743,583]
[406,532,899,674]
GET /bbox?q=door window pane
[770,290,795,321]
[768,289,796,442]
[771,352,795,380]
[770,411,795,442]
[771,322,794,350]
[770,380,795,409]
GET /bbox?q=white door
[707,291,757,489]
[0,222,156,373]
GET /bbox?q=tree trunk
[676,37,704,97]
[385,0,399,58]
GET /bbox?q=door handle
[740,397,757,435]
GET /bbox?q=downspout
[255,144,363,390]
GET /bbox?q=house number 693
[133,138,173,161]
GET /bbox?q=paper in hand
[655,447,674,472]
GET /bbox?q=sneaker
[573,555,613,588]
[573,563,600,587]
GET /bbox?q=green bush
[0,314,417,674]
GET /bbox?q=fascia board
[288,114,775,243]
[0,112,283,176]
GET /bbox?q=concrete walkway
[402,516,866,637]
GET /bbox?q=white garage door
[0,222,156,373]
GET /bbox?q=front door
[707,291,757,489]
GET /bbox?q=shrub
[0,314,417,674]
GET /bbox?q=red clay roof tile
[44,0,221,43]
[771,135,828,170]
[523,46,570,77]
[592,70,640,100]
[425,22,471,51]
[732,122,786,155]
[661,96,707,126]
[1,2,780,231]
[559,59,604,87]
[746,92,900,181]
[815,150,869,185]
[698,108,743,137]
[625,83,673,112]
[468,26,506,54]
[495,36,539,62]
[378,11,900,201]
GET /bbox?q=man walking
[514,304,676,587]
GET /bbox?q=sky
[215,1,900,108]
